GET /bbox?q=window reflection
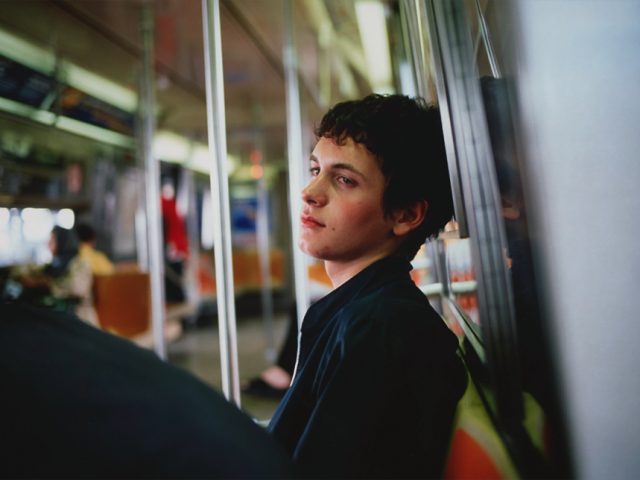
[444,238,479,326]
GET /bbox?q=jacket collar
[301,256,412,334]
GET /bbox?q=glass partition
[415,0,568,476]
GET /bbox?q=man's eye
[337,176,354,186]
[309,167,320,176]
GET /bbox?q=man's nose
[301,177,327,206]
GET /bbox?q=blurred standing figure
[14,226,98,327]
[75,223,115,275]
[46,226,98,326]
[161,179,189,302]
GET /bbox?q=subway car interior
[0,0,639,478]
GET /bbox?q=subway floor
[167,313,289,422]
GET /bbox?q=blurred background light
[0,27,56,73]
[56,116,134,149]
[355,1,393,93]
[56,209,75,230]
[62,61,138,113]
[154,130,191,164]
[0,208,10,229]
[21,208,55,243]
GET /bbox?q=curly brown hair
[315,94,453,260]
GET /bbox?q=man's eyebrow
[331,163,365,178]
[308,154,365,178]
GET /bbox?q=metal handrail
[283,0,311,331]
[427,0,521,423]
[474,0,502,78]
[140,1,166,360]
[202,0,241,406]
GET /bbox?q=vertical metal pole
[432,0,522,424]
[256,170,276,363]
[473,0,502,78]
[423,0,469,238]
[140,2,166,359]
[400,0,468,237]
[434,239,449,297]
[427,239,447,314]
[283,0,310,333]
[400,0,435,103]
[251,112,276,363]
[134,207,149,272]
[179,167,201,309]
[202,0,241,405]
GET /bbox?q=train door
[400,0,640,478]
[400,0,571,477]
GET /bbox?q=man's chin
[298,242,327,261]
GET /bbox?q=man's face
[299,137,400,265]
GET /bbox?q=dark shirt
[0,302,293,478]
[268,256,467,478]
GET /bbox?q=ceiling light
[0,27,137,112]
[56,116,134,149]
[153,131,190,164]
[0,97,55,125]
[190,145,238,176]
[0,28,55,74]
[355,1,394,93]
[62,61,138,113]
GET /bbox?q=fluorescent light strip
[0,96,134,149]
[0,95,216,172]
[355,1,394,93]
[189,145,211,174]
[187,145,238,176]
[153,131,190,164]
[55,116,134,149]
[0,97,56,125]
[0,28,56,74]
[0,27,138,113]
[62,61,138,113]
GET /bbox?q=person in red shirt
[161,179,189,302]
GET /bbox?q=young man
[268,94,467,478]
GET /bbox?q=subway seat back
[93,271,151,337]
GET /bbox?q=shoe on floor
[242,377,288,399]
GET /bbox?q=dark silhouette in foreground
[0,302,292,478]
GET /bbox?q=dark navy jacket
[0,302,292,478]
[269,256,467,478]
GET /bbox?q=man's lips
[301,214,325,228]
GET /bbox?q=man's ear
[392,200,428,237]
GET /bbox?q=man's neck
[324,253,390,289]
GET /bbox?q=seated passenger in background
[161,177,189,303]
[268,94,467,478]
[12,225,97,326]
[0,302,293,478]
[243,302,305,398]
[75,222,115,275]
